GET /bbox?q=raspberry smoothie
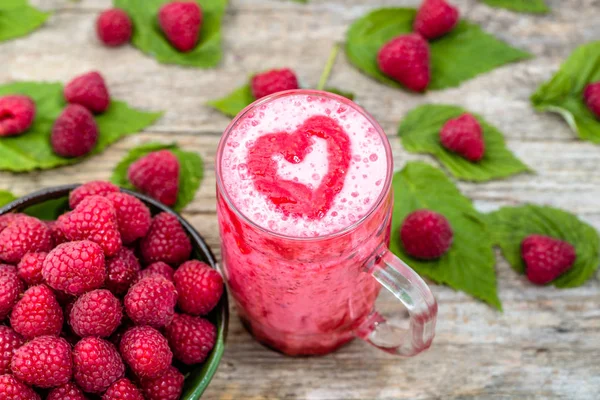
[217,90,393,355]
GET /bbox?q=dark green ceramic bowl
[0,184,228,399]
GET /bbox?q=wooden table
[2,0,600,398]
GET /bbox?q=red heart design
[247,115,351,220]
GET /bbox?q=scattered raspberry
[124,276,178,328]
[174,260,223,316]
[0,265,24,320]
[46,221,69,246]
[105,192,152,244]
[17,252,47,286]
[522,234,576,285]
[140,365,184,400]
[414,0,459,40]
[51,104,99,158]
[127,151,180,207]
[158,1,203,52]
[0,95,36,137]
[64,72,111,114]
[73,337,125,393]
[105,247,141,295]
[0,213,25,232]
[140,212,191,266]
[0,326,24,375]
[400,209,453,260]
[42,240,106,296]
[119,326,172,379]
[10,284,63,339]
[440,113,485,162]
[137,261,175,283]
[70,289,122,337]
[0,215,52,264]
[250,68,300,99]
[583,81,600,119]
[47,382,87,400]
[11,336,72,388]
[0,374,41,400]
[69,181,119,209]
[57,195,122,256]
[377,33,431,92]
[165,314,216,365]
[96,8,133,47]
[103,378,144,400]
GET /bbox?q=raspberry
[0,265,24,320]
[0,374,40,400]
[105,192,152,244]
[140,365,184,400]
[47,382,87,400]
[103,378,144,400]
[250,68,300,99]
[440,113,485,162]
[57,195,122,256]
[522,234,576,285]
[140,212,191,266]
[43,240,106,296]
[73,337,125,393]
[97,8,132,47]
[584,81,600,119]
[174,260,223,316]
[137,262,175,283]
[51,104,98,158]
[0,95,36,137]
[400,209,453,260]
[158,1,202,52]
[64,72,111,114]
[70,181,119,209]
[10,284,63,339]
[119,326,172,379]
[105,247,141,295]
[377,33,431,92]
[124,276,178,328]
[414,0,459,40]
[70,289,122,337]
[0,213,25,232]
[11,336,72,388]
[0,326,24,375]
[165,314,216,365]
[46,221,69,246]
[0,215,52,264]
[17,252,47,286]
[127,151,180,207]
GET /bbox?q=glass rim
[215,89,394,242]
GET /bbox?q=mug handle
[356,248,438,356]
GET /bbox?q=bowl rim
[0,184,229,399]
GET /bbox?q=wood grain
[3,0,600,399]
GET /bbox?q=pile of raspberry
[0,181,223,400]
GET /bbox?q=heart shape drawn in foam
[247,115,351,220]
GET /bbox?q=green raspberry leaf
[0,190,16,207]
[24,197,70,221]
[111,142,204,211]
[398,104,530,182]
[207,84,254,118]
[324,87,355,101]
[0,81,162,172]
[0,0,50,43]
[114,0,228,68]
[480,0,549,13]
[486,205,599,288]
[390,162,501,310]
[345,8,531,91]
[531,41,600,143]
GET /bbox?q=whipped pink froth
[220,93,388,237]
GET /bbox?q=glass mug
[216,90,437,356]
